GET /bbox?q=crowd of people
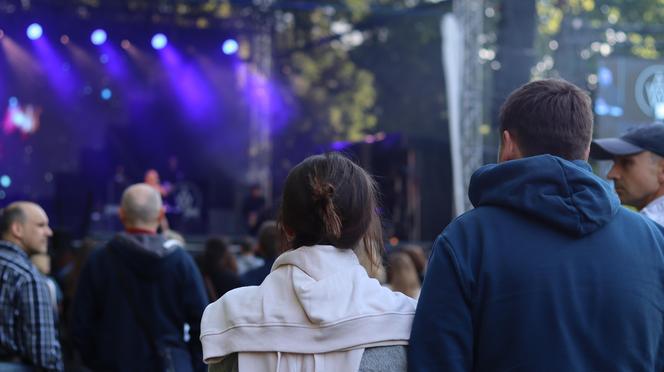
[1,78,663,372]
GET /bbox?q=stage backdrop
[0,14,261,235]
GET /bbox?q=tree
[534,0,664,82]
[273,1,378,147]
[349,1,450,140]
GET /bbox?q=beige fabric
[238,350,364,372]
[200,245,416,372]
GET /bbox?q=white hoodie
[200,245,417,372]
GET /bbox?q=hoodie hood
[108,232,181,279]
[469,155,620,236]
[269,245,415,324]
[200,245,416,364]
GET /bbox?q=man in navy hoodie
[72,184,208,371]
[409,79,664,371]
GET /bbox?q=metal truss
[245,0,274,203]
[454,0,484,213]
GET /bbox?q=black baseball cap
[590,123,664,160]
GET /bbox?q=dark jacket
[241,258,276,286]
[206,269,243,300]
[409,155,664,372]
[72,233,208,372]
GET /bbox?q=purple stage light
[26,23,43,40]
[151,33,168,50]
[158,47,214,122]
[32,36,80,101]
[222,39,239,55]
[91,29,107,46]
[331,141,350,151]
[100,43,129,80]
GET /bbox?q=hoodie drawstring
[275,351,282,372]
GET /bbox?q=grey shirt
[208,345,408,372]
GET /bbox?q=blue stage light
[0,175,11,188]
[151,33,168,50]
[101,88,112,100]
[609,106,624,117]
[222,39,239,55]
[91,29,107,46]
[26,23,43,40]
[594,99,610,116]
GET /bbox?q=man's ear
[499,130,522,163]
[158,207,165,222]
[656,157,664,184]
[9,221,23,239]
[118,207,126,223]
[582,146,590,161]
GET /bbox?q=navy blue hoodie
[409,155,664,372]
[72,233,209,372]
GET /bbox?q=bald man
[0,202,63,371]
[72,184,208,372]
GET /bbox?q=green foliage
[350,11,447,139]
[275,4,378,144]
[273,0,449,154]
[536,0,664,65]
[344,0,372,21]
[284,47,377,142]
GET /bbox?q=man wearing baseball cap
[590,123,664,226]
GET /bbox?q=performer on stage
[144,169,171,231]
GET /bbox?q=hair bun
[309,175,341,239]
[310,176,335,203]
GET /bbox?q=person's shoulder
[213,283,265,315]
[614,205,647,221]
[163,237,185,251]
[437,205,512,245]
[161,246,200,279]
[201,286,260,333]
[359,345,407,372]
[613,206,664,232]
[167,245,199,267]
[218,285,258,305]
[0,252,34,279]
[446,204,515,229]
[79,241,127,277]
[8,261,50,292]
[0,249,44,283]
[83,242,113,265]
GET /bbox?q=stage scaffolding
[450,0,485,215]
[246,0,274,204]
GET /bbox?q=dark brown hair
[499,79,593,160]
[279,152,383,256]
[203,237,237,274]
[257,221,279,260]
[0,205,26,237]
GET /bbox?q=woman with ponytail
[200,152,416,372]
